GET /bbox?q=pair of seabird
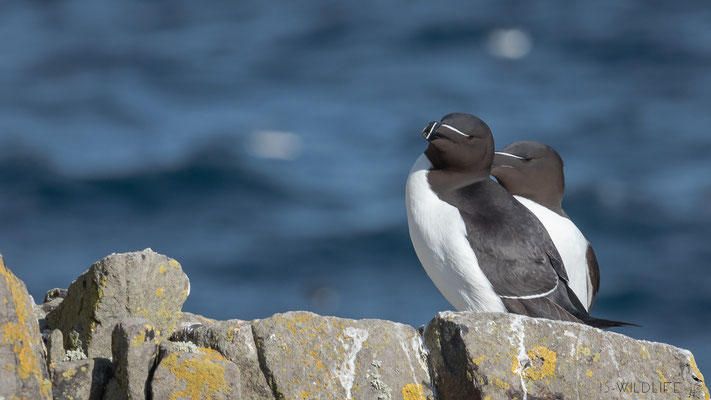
[405,113,630,327]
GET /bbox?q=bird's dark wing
[460,213,564,299]
[586,243,601,307]
[502,296,581,323]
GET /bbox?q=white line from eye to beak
[495,151,526,160]
[441,124,470,138]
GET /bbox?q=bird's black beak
[492,151,524,169]
[421,121,443,142]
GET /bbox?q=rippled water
[1,1,710,371]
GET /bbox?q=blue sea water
[1,0,710,373]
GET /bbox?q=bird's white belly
[405,154,506,313]
[513,195,592,310]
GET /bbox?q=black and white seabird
[405,113,628,327]
[491,141,600,310]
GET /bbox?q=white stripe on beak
[495,151,526,160]
[441,124,470,138]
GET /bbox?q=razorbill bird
[405,113,629,327]
[491,141,599,310]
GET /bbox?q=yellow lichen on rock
[132,331,147,347]
[524,346,557,381]
[511,345,557,382]
[493,377,510,390]
[0,256,52,398]
[639,344,651,360]
[161,347,231,400]
[61,368,77,380]
[688,355,710,400]
[576,345,591,357]
[402,383,426,400]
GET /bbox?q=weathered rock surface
[47,249,190,358]
[172,319,273,399]
[169,311,217,340]
[151,341,242,399]
[111,317,160,399]
[46,329,65,369]
[0,254,52,399]
[44,288,68,303]
[252,311,434,400]
[50,357,112,400]
[425,311,710,400]
[2,249,709,400]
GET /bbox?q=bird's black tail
[580,315,640,329]
[563,283,640,328]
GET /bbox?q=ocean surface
[1,1,710,373]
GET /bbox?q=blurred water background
[1,1,710,372]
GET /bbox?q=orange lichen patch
[308,350,326,371]
[688,355,710,400]
[169,259,181,269]
[402,383,426,400]
[511,346,557,381]
[161,347,231,400]
[156,288,164,297]
[0,257,51,398]
[586,369,593,378]
[473,355,486,366]
[524,346,557,380]
[158,265,168,274]
[132,330,148,347]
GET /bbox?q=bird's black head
[423,113,495,181]
[491,141,565,210]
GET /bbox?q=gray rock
[112,317,160,399]
[44,288,68,303]
[0,254,52,399]
[251,311,434,400]
[424,311,710,400]
[177,311,216,326]
[151,341,242,399]
[50,358,112,400]
[46,329,65,370]
[41,297,64,314]
[47,249,190,358]
[169,311,216,341]
[173,319,273,399]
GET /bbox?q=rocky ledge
[0,249,708,400]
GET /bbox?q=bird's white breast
[513,195,592,310]
[405,154,506,313]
